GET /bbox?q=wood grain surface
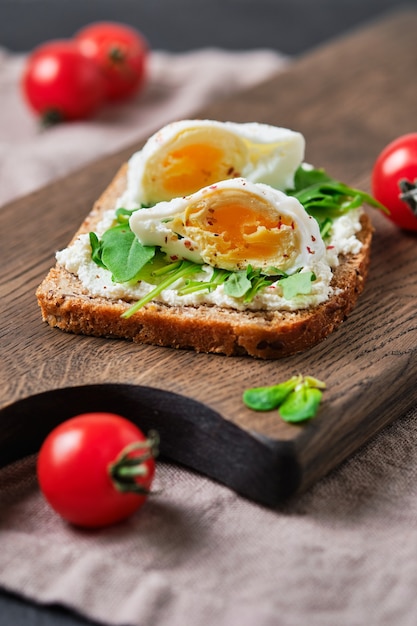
[1,9,416,506]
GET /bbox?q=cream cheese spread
[56,206,363,312]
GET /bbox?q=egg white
[129,178,325,273]
[119,119,305,208]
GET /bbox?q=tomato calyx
[41,108,65,128]
[399,179,417,216]
[108,430,159,495]
[108,45,127,64]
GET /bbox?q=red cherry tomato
[75,22,148,102]
[371,133,417,232]
[22,40,106,123]
[37,413,158,528]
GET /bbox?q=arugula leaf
[279,271,315,300]
[291,165,333,190]
[100,224,155,283]
[287,165,389,229]
[89,205,156,283]
[224,269,252,298]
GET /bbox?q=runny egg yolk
[177,191,300,271]
[161,143,230,197]
[142,127,247,203]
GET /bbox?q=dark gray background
[1,1,415,625]
[1,0,416,55]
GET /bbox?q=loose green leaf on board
[242,375,302,411]
[243,374,326,423]
[279,386,323,423]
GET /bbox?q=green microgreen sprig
[89,207,155,284]
[286,165,388,237]
[89,213,318,315]
[88,164,384,312]
[121,260,201,318]
[178,267,229,295]
[121,263,315,317]
[242,374,326,423]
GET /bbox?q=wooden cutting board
[1,9,416,507]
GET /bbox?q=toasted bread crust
[36,166,373,359]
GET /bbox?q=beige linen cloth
[1,46,417,626]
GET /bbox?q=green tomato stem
[108,431,159,495]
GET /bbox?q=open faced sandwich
[36,119,383,358]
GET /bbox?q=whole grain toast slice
[36,165,373,359]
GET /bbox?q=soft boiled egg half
[129,178,325,273]
[121,119,305,208]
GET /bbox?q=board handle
[0,384,300,507]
